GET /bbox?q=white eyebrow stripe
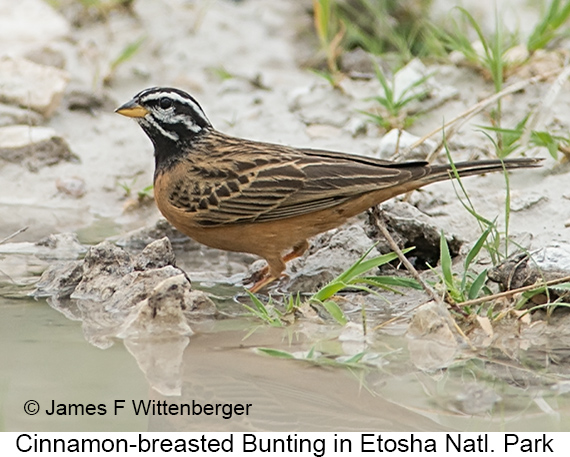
[141,90,209,121]
[152,111,203,133]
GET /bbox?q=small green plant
[243,245,421,326]
[117,177,153,201]
[243,291,301,327]
[312,0,345,87]
[479,118,570,161]
[362,64,432,130]
[527,0,570,52]
[517,283,570,319]
[436,132,550,311]
[118,180,133,198]
[308,245,420,324]
[104,36,146,85]
[442,8,514,83]
[437,7,517,146]
[336,0,444,62]
[137,184,154,201]
[207,66,235,81]
[443,143,506,265]
[434,230,492,310]
[436,2,570,150]
[255,346,373,369]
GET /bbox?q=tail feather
[423,157,543,185]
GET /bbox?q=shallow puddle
[3,294,570,432]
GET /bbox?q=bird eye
[159,97,172,109]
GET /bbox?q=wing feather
[166,137,429,226]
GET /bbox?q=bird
[116,87,541,292]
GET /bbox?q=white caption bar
[1,432,561,455]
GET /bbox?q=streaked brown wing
[251,148,431,222]
[196,162,307,225]
[166,157,307,226]
[172,148,426,226]
[167,134,431,227]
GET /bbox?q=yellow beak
[115,99,149,118]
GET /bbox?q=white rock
[0,125,60,148]
[471,40,486,59]
[391,59,459,113]
[510,191,547,212]
[378,129,436,159]
[0,56,69,117]
[393,58,430,102]
[305,124,342,139]
[449,50,467,65]
[0,0,70,56]
[0,103,43,127]
[117,274,194,340]
[504,44,530,66]
[532,242,570,275]
[344,117,367,137]
[287,83,351,127]
[0,125,75,170]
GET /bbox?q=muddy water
[3,295,570,432]
[2,0,570,435]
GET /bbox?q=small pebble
[56,176,86,198]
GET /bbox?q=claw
[246,241,308,293]
[248,274,278,293]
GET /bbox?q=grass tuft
[243,245,420,326]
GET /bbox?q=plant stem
[368,206,440,303]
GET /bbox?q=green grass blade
[321,300,348,325]
[531,130,560,160]
[306,346,316,359]
[464,224,493,271]
[246,290,269,316]
[455,7,491,60]
[110,36,146,73]
[344,351,367,364]
[468,269,488,300]
[528,0,570,51]
[373,62,395,108]
[256,348,295,359]
[310,245,415,311]
[244,291,283,327]
[440,231,454,289]
[346,247,415,280]
[312,280,350,301]
[396,72,434,106]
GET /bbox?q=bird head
[116,87,212,146]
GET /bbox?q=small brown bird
[116,87,540,292]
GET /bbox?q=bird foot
[247,272,290,294]
[243,264,269,288]
[248,274,277,293]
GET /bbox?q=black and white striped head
[116,87,212,148]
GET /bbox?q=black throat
[148,126,209,180]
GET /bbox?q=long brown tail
[422,157,543,186]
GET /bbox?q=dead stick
[369,206,439,302]
[400,68,562,161]
[458,275,570,308]
[366,207,471,347]
[0,226,28,245]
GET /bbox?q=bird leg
[248,257,285,293]
[249,272,281,293]
[248,240,309,293]
[285,240,310,262]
